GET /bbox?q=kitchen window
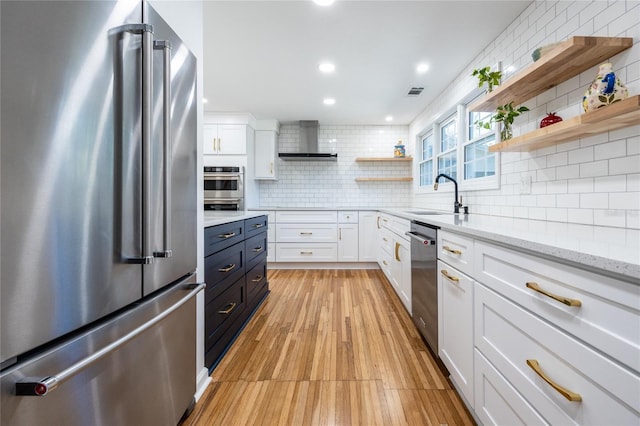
[418,95,499,191]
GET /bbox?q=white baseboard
[268,262,379,270]
[194,367,211,402]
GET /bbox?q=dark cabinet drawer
[204,241,244,304]
[245,232,267,270]
[205,276,245,346]
[246,260,267,303]
[205,220,245,257]
[245,215,268,239]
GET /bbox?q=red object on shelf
[540,112,563,128]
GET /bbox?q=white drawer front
[338,211,358,223]
[275,211,337,223]
[390,217,410,238]
[379,227,393,256]
[275,223,337,243]
[475,283,640,425]
[267,227,275,242]
[475,241,640,372]
[275,243,337,262]
[267,211,276,224]
[474,349,546,426]
[378,249,393,283]
[438,230,474,276]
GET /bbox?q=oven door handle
[204,198,242,203]
[405,231,436,245]
[204,173,242,179]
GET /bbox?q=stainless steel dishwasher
[406,221,439,356]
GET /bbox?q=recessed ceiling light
[416,63,430,74]
[313,0,335,5]
[319,62,335,73]
[385,116,393,122]
[323,98,336,105]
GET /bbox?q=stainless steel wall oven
[204,166,244,210]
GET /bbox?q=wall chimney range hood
[278,120,337,161]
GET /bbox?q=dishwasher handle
[405,231,436,245]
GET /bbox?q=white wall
[258,124,413,208]
[410,0,640,229]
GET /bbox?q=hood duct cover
[278,120,337,161]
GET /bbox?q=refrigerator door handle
[153,40,173,258]
[14,283,205,397]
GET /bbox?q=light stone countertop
[205,207,640,282]
[380,209,640,282]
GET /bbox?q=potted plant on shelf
[476,101,530,141]
[472,66,502,93]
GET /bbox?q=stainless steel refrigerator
[0,1,202,425]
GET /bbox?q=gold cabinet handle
[382,237,388,242]
[270,162,273,174]
[253,223,264,228]
[217,137,222,152]
[300,232,313,236]
[212,137,216,152]
[252,246,264,253]
[218,302,237,315]
[526,359,582,402]
[218,232,236,239]
[395,242,401,261]
[443,245,462,255]
[218,263,236,273]
[339,228,342,240]
[440,269,460,283]
[382,260,388,266]
[526,282,581,307]
[376,216,381,229]
[300,251,313,255]
[251,275,263,283]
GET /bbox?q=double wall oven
[204,166,244,210]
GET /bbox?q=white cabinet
[358,211,378,262]
[203,124,247,155]
[472,240,640,425]
[338,211,358,262]
[273,211,338,262]
[438,256,474,406]
[254,130,278,180]
[338,223,358,262]
[377,213,411,313]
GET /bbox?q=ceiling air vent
[406,86,424,97]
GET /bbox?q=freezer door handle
[15,282,205,396]
[153,40,173,259]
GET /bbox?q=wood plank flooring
[183,269,475,426]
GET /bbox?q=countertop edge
[203,211,268,228]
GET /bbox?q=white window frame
[416,93,500,193]
[418,130,435,188]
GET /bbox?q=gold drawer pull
[383,260,388,266]
[440,269,460,283]
[526,359,582,402]
[218,232,236,239]
[443,245,462,255]
[526,282,581,307]
[253,223,264,228]
[218,302,237,315]
[395,242,401,261]
[218,263,236,273]
[251,275,263,283]
[300,232,313,236]
[252,246,264,253]
[300,251,313,255]
[382,237,388,242]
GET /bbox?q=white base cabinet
[357,211,378,262]
[376,213,411,313]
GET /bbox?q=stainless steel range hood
[278,120,337,161]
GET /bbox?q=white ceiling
[202,1,531,125]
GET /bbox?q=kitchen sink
[404,210,450,215]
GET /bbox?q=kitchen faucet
[434,173,463,214]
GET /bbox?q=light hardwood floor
[184,269,475,426]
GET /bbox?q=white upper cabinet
[254,130,278,180]
[203,124,247,155]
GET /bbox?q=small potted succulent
[476,102,530,141]
[472,66,502,93]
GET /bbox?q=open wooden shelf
[355,177,413,182]
[355,156,413,162]
[489,95,640,152]
[469,36,633,112]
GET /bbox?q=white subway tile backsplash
[579,160,609,177]
[557,164,580,179]
[580,192,608,209]
[567,208,594,225]
[557,193,580,208]
[595,175,627,192]
[609,155,640,175]
[547,151,568,167]
[568,146,594,164]
[594,209,626,227]
[594,139,628,160]
[610,191,640,210]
